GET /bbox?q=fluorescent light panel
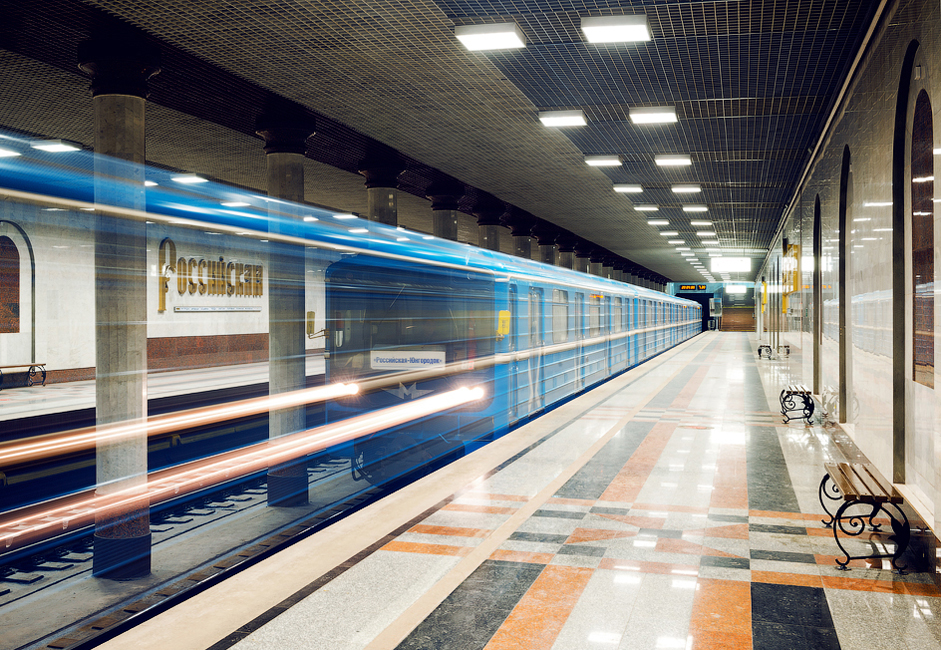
[671,184,700,193]
[172,174,208,184]
[455,23,525,50]
[634,205,659,211]
[585,155,622,167]
[683,205,708,212]
[31,139,81,153]
[614,184,643,193]
[655,154,691,166]
[581,15,651,43]
[539,110,586,127]
[690,220,712,226]
[630,106,676,124]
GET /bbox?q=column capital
[503,210,536,237]
[589,248,607,264]
[78,38,161,98]
[472,193,505,227]
[255,109,316,155]
[358,149,404,189]
[556,234,579,254]
[574,239,594,258]
[531,220,559,246]
[426,177,465,211]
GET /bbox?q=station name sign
[679,285,707,291]
[157,238,264,312]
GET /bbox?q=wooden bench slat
[854,463,903,504]
[824,462,858,500]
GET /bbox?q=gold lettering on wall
[158,238,264,313]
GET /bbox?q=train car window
[552,289,569,343]
[530,288,544,347]
[589,294,603,337]
[576,292,584,339]
[613,297,622,333]
[509,285,518,351]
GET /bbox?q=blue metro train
[0,131,701,494]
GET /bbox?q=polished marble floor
[94,332,941,650]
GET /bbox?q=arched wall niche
[0,235,19,333]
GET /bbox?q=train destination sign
[370,350,446,370]
[679,285,707,291]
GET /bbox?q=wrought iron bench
[780,384,814,423]
[819,461,910,573]
[0,363,47,391]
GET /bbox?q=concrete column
[474,194,505,252]
[358,150,403,226]
[602,258,614,279]
[504,211,535,260]
[557,236,576,270]
[532,222,558,266]
[575,242,592,274]
[589,250,605,276]
[79,36,160,580]
[256,110,315,507]
[426,178,463,242]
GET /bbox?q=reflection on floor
[89,332,941,650]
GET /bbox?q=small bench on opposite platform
[0,363,47,391]
[780,384,814,423]
[819,461,910,573]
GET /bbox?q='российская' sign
[157,237,264,313]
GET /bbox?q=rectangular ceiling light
[634,205,658,211]
[647,219,669,225]
[681,252,694,256]
[683,205,708,212]
[614,184,643,193]
[455,23,526,50]
[675,247,690,251]
[585,155,622,166]
[695,231,716,237]
[172,174,208,184]
[581,15,651,43]
[31,139,82,153]
[655,154,691,166]
[659,231,679,236]
[333,213,358,219]
[539,110,586,127]
[711,257,751,272]
[667,239,684,244]
[690,220,712,226]
[671,184,700,193]
[630,106,676,124]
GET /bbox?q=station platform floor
[54,331,935,650]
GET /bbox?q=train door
[605,295,613,372]
[529,287,545,412]
[575,293,585,391]
[508,284,519,422]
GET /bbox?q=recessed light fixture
[696,231,716,237]
[667,239,684,244]
[333,213,358,219]
[31,139,82,153]
[690,220,712,226]
[629,106,677,124]
[634,205,659,211]
[455,23,526,50]
[675,247,690,251]
[0,147,21,158]
[221,201,250,208]
[671,184,701,193]
[863,201,892,207]
[614,184,643,193]
[655,154,692,166]
[580,14,651,43]
[585,155,622,167]
[538,110,587,127]
[647,219,669,225]
[681,252,694,256]
[172,174,208,184]
[659,231,679,236]
[683,205,708,212]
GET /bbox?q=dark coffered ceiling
[0,0,879,282]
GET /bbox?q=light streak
[0,383,359,466]
[0,386,484,553]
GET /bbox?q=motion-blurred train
[0,131,701,502]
